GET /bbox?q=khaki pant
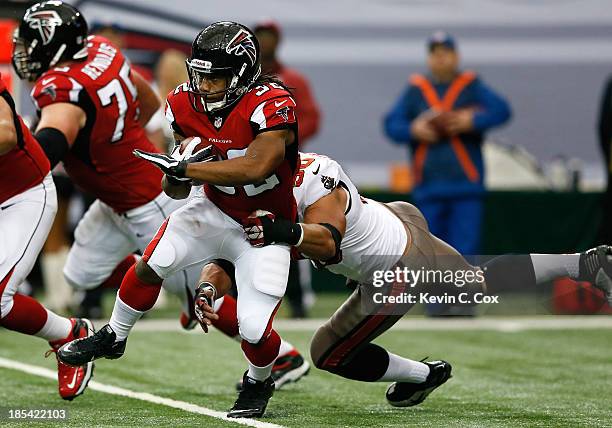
[310,201,478,370]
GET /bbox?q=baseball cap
[428,31,456,51]
[254,20,282,39]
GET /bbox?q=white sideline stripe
[122,316,612,333]
[0,357,285,428]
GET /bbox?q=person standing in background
[255,21,321,145]
[597,76,612,243]
[255,20,322,318]
[383,32,511,315]
[145,49,190,153]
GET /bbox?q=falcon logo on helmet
[226,29,257,66]
[25,10,63,45]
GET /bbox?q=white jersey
[294,153,408,284]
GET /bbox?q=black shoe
[236,349,310,391]
[228,372,275,418]
[386,360,452,407]
[579,246,612,304]
[57,324,126,367]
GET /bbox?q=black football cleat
[236,349,310,391]
[386,360,452,407]
[57,324,126,367]
[228,372,275,418]
[578,245,612,305]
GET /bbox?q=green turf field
[0,320,610,427]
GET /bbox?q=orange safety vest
[410,71,480,183]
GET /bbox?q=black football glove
[243,210,304,247]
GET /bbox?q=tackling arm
[298,187,347,260]
[0,97,17,155]
[184,128,294,185]
[243,186,347,262]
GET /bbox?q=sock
[117,265,162,311]
[278,338,295,357]
[102,254,139,289]
[211,294,240,338]
[35,309,72,342]
[0,293,49,335]
[247,360,275,382]
[530,254,580,283]
[109,295,144,341]
[379,352,430,383]
[242,329,281,379]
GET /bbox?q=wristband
[267,217,303,246]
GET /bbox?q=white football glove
[133,137,215,179]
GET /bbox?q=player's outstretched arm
[185,128,294,185]
[35,103,86,167]
[299,188,347,260]
[132,70,161,126]
[243,187,347,262]
[0,97,17,155]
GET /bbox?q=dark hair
[254,73,294,95]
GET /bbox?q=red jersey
[0,74,50,204]
[31,36,162,212]
[165,81,299,221]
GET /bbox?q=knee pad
[0,291,14,318]
[238,314,269,344]
[63,269,96,291]
[1,271,19,317]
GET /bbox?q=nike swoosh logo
[312,164,321,175]
[274,100,287,107]
[66,369,79,389]
[41,77,55,85]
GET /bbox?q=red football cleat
[47,318,95,400]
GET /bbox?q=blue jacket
[384,71,511,199]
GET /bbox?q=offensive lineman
[59,21,301,418]
[0,73,93,400]
[195,152,612,407]
[12,1,211,333]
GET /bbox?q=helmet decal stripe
[225,29,257,66]
[25,10,63,45]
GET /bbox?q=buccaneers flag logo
[226,29,257,66]
[25,10,63,46]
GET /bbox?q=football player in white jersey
[194,151,612,407]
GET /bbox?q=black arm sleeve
[34,127,69,168]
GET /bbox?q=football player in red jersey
[58,21,300,418]
[0,74,94,400]
[12,1,213,328]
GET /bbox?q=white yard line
[0,357,285,428]
[124,316,612,333]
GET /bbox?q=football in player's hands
[173,137,218,162]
